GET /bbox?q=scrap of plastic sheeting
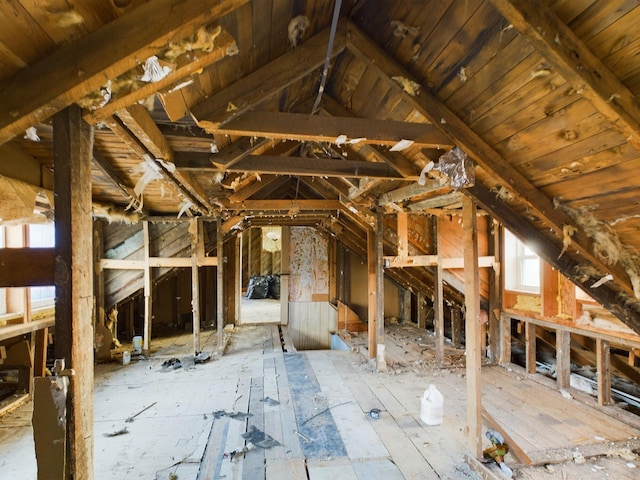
[390,139,414,151]
[438,146,474,189]
[141,55,172,83]
[133,160,162,197]
[177,197,193,218]
[417,161,434,185]
[24,126,40,142]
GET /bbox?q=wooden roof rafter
[0,0,249,145]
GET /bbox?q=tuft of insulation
[555,199,640,298]
[288,15,310,48]
[92,202,140,224]
[390,20,419,38]
[391,76,421,96]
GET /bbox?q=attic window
[28,223,55,306]
[504,229,540,293]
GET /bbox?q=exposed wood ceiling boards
[92,150,141,211]
[0,0,249,145]
[211,111,453,150]
[191,19,348,130]
[102,113,210,215]
[489,0,640,152]
[345,21,637,299]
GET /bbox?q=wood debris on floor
[0,323,639,479]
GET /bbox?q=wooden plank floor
[1,322,639,479]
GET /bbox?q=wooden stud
[280,226,290,326]
[217,219,224,354]
[367,227,377,359]
[52,104,94,479]
[451,307,462,347]
[189,218,201,354]
[33,327,48,378]
[525,322,537,374]
[142,221,152,353]
[556,329,571,390]
[596,338,612,406]
[488,219,501,364]
[462,195,482,459]
[375,210,386,371]
[500,312,512,366]
[417,291,427,330]
[434,215,445,366]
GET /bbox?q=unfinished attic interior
[2,0,640,478]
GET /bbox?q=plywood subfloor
[1,323,639,479]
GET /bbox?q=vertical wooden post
[189,218,201,354]
[234,233,242,324]
[488,219,501,364]
[451,307,462,346]
[434,215,445,365]
[33,328,48,378]
[93,220,105,328]
[280,226,290,325]
[216,218,224,354]
[462,196,482,459]
[556,329,571,390]
[596,338,611,406]
[525,322,537,374]
[499,313,512,366]
[397,211,408,259]
[53,104,94,479]
[417,291,426,329]
[142,221,152,352]
[375,210,386,371]
[367,228,377,359]
[400,288,411,323]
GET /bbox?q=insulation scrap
[55,10,84,28]
[390,139,414,151]
[288,15,310,48]
[391,20,420,38]
[92,202,140,224]
[335,134,347,146]
[140,56,172,83]
[226,102,238,112]
[210,142,219,154]
[417,161,434,186]
[559,224,577,258]
[491,185,515,202]
[530,67,551,79]
[458,67,467,83]
[348,137,365,144]
[226,43,240,56]
[24,126,40,142]
[555,198,640,298]
[162,25,222,60]
[131,160,163,210]
[391,76,421,96]
[177,197,193,218]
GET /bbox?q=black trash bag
[267,274,281,299]
[246,275,269,299]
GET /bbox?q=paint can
[132,336,143,355]
[420,384,443,425]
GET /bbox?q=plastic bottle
[420,383,444,425]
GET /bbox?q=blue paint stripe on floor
[284,353,348,459]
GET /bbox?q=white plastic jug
[132,336,143,354]
[420,384,443,425]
